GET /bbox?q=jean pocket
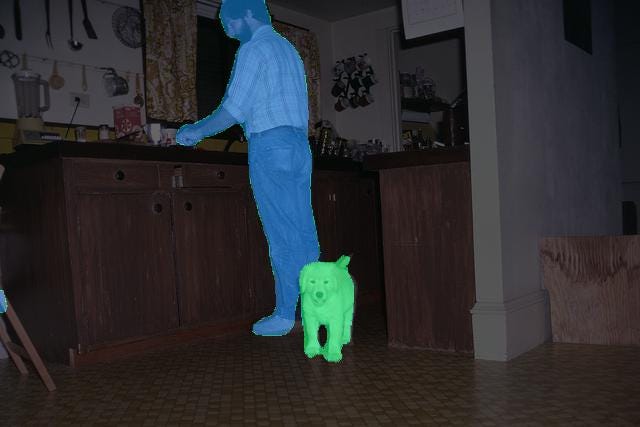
[262,147,295,173]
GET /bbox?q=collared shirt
[221,25,309,136]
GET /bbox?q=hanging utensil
[102,68,128,97]
[0,24,5,39]
[134,73,144,107]
[67,0,83,51]
[14,0,22,40]
[48,60,64,90]
[80,0,97,39]
[82,65,88,91]
[45,0,53,48]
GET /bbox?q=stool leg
[4,302,56,391]
[0,315,29,374]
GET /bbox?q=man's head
[219,0,272,43]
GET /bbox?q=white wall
[617,0,640,230]
[467,0,622,361]
[331,6,402,149]
[0,0,144,127]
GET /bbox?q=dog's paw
[323,348,343,363]
[304,345,321,359]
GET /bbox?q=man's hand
[176,124,203,147]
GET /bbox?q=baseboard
[471,289,549,361]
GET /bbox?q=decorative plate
[112,6,143,49]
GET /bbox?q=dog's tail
[336,253,353,269]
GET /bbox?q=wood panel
[0,159,77,363]
[70,159,159,191]
[172,188,252,326]
[74,192,178,348]
[540,236,640,346]
[379,161,475,353]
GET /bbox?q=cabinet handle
[114,170,125,181]
[217,170,225,179]
[184,201,193,211]
[153,203,163,214]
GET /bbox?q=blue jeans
[248,126,320,320]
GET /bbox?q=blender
[12,69,57,146]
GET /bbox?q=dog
[299,255,355,363]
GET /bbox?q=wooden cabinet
[74,191,178,348]
[172,188,251,326]
[0,146,383,365]
[371,156,475,354]
[312,170,384,304]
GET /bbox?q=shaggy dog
[299,255,355,362]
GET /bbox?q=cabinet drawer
[70,160,159,191]
[182,164,248,187]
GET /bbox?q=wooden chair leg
[0,300,56,392]
[0,316,29,374]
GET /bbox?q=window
[196,16,243,139]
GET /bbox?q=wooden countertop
[0,142,365,172]
[363,146,469,171]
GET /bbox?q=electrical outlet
[69,92,90,108]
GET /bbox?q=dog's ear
[336,255,351,270]
[299,263,310,294]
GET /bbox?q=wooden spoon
[48,60,65,90]
[81,65,88,92]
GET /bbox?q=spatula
[80,0,97,39]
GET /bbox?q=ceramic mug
[334,96,349,112]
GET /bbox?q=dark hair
[219,0,272,24]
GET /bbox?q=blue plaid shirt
[221,25,309,136]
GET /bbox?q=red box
[113,105,142,138]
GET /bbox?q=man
[176,0,320,336]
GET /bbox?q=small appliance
[12,70,60,145]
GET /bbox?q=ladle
[67,0,83,51]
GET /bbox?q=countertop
[0,142,365,173]
[363,146,469,171]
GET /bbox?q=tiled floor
[1,304,639,426]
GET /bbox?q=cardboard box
[113,105,142,138]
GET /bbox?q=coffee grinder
[12,69,59,146]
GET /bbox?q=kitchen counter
[364,144,476,353]
[0,142,383,366]
[0,142,365,172]
[363,146,469,170]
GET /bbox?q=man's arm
[192,106,238,139]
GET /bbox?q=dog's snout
[315,291,324,299]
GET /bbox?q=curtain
[143,0,198,122]
[142,0,321,132]
[273,22,322,136]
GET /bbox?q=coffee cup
[334,96,349,112]
[331,79,347,97]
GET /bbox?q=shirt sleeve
[221,45,264,124]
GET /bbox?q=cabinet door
[311,175,338,261]
[75,192,178,348]
[336,178,382,295]
[334,177,383,301]
[172,188,251,326]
